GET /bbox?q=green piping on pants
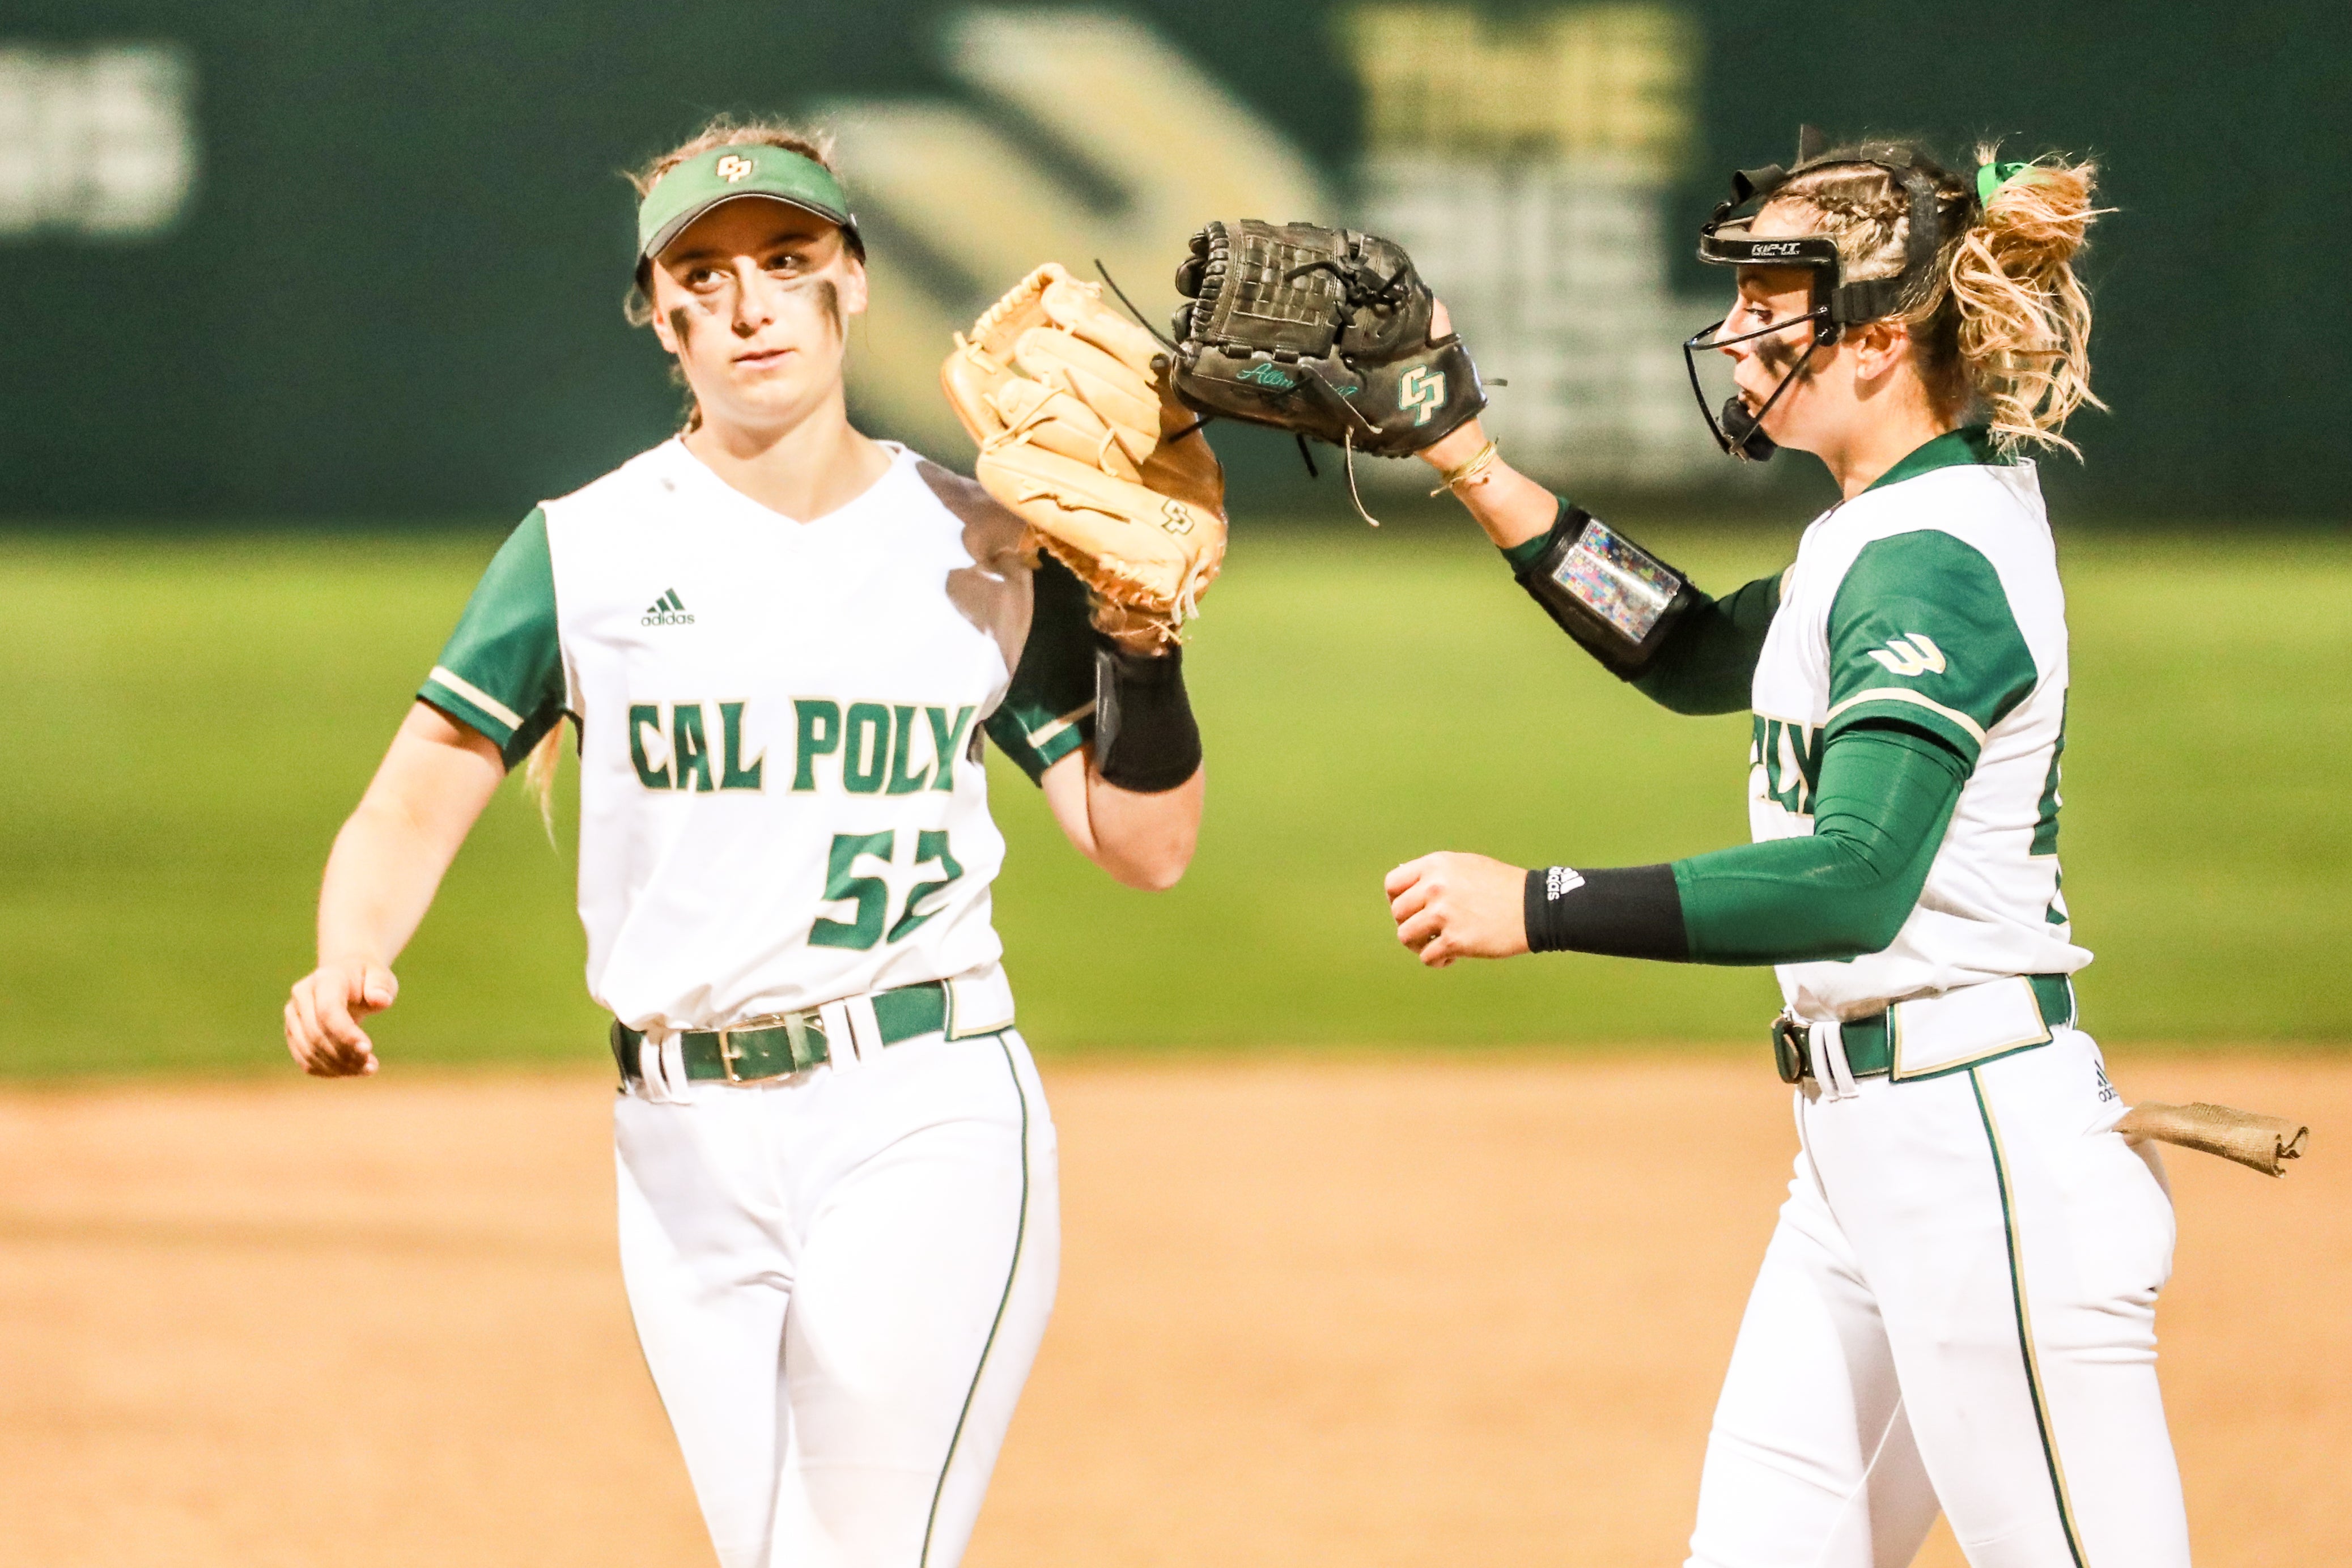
[1971,1067,2090,1567]
[920,1034,1031,1568]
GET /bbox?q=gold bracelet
[1429,437,1501,496]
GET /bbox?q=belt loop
[846,995,883,1060]
[633,1026,691,1104]
[1816,1019,1861,1101]
[657,1031,691,1098]
[817,999,859,1068]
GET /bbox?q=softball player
[1386,139,2190,1566]
[283,118,1207,1568]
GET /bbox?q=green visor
[635,143,862,265]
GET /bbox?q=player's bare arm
[284,703,500,1077]
[279,118,1234,1568]
[1041,747,1202,892]
[1410,303,1555,553]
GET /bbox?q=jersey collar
[1865,424,2006,494]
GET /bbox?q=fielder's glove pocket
[1169,218,1487,460]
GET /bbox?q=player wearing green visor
[285,116,1208,1568]
[1384,136,2210,1567]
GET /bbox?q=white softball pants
[1686,1027,2188,1568]
[614,1030,1059,1568]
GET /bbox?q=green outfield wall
[3,0,2346,522]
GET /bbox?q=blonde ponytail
[1763,141,2109,456]
[1947,147,2107,454]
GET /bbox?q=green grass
[2,522,2346,1076]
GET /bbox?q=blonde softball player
[1385,136,2196,1565]
[283,118,1209,1568]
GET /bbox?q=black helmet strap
[1698,131,1962,333]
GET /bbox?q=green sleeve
[1501,525,1782,716]
[1499,529,1555,574]
[1671,724,1968,963]
[983,553,1099,784]
[1823,530,2038,767]
[1632,572,1782,715]
[417,508,567,770]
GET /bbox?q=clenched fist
[1384,852,1530,968]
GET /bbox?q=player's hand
[1416,298,1489,474]
[1385,852,1530,968]
[284,960,398,1077]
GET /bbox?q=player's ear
[835,244,869,319]
[648,286,685,355]
[1852,317,1907,383]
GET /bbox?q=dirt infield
[0,1055,2341,1567]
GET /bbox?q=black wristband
[1522,864,1690,961]
[1093,635,1203,793]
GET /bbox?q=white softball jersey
[1691,431,2188,1568]
[417,437,1086,1568]
[1748,429,2092,1023]
[418,437,1099,1035]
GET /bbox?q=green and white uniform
[1674,432,2189,1568]
[422,437,1097,1035]
[1748,428,2090,1027]
[420,437,1089,1568]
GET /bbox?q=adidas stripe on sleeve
[418,508,569,769]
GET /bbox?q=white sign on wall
[1345,5,1730,486]
[0,43,198,240]
[829,7,1335,459]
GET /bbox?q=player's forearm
[316,707,504,965]
[1039,747,1202,890]
[1491,498,1780,714]
[1525,726,1967,963]
[1416,418,1555,550]
[1629,572,1783,716]
[316,798,465,965]
[1065,634,1204,889]
[1081,764,1203,891]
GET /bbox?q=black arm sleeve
[1499,512,1782,716]
[1523,864,1688,959]
[1522,723,1969,966]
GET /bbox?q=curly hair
[1764,141,2107,455]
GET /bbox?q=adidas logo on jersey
[642,589,696,627]
[1866,632,1946,678]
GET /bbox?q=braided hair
[1766,142,2106,454]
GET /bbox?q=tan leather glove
[943,264,1226,644]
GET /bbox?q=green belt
[612,981,950,1085]
[1772,974,2076,1085]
